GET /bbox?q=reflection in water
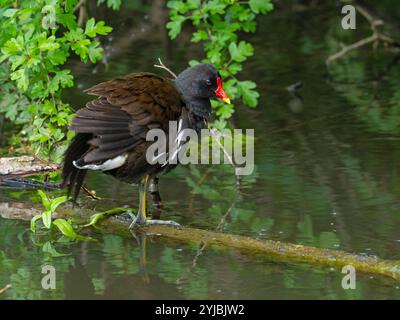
[2,1,400,299]
[287,81,304,114]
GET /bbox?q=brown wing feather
[62,72,184,200]
[84,72,182,127]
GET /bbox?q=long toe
[145,219,181,229]
[128,213,147,230]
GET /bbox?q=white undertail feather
[73,154,128,171]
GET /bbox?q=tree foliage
[0,0,114,162]
[167,0,274,129]
[0,0,271,161]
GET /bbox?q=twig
[0,284,11,295]
[327,34,378,64]
[81,186,101,200]
[190,200,236,268]
[73,0,86,13]
[355,4,383,29]
[207,124,237,170]
[76,0,88,27]
[153,58,177,79]
[199,0,213,40]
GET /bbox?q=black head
[174,63,230,119]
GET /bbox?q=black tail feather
[62,133,91,202]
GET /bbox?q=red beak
[215,77,231,104]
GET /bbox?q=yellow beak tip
[222,97,231,104]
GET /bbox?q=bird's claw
[128,214,181,230]
[144,219,181,228]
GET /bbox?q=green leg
[129,175,149,229]
[129,175,181,229]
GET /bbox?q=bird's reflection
[287,81,304,114]
[130,229,150,283]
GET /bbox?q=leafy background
[0,0,273,161]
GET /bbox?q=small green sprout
[31,189,77,237]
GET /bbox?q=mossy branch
[1,201,400,282]
[101,210,400,282]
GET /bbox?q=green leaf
[166,15,186,39]
[53,219,78,239]
[84,208,135,227]
[216,103,234,119]
[42,241,69,257]
[37,190,50,210]
[192,29,209,42]
[108,0,122,10]
[242,20,256,33]
[97,0,122,10]
[65,28,85,42]
[47,50,68,65]
[48,70,74,94]
[212,119,227,131]
[37,34,60,51]
[72,39,90,60]
[10,55,26,71]
[228,43,240,62]
[57,11,78,30]
[88,41,103,63]
[30,214,42,232]
[85,18,113,37]
[84,18,95,36]
[42,210,52,229]
[65,0,79,12]
[238,41,254,56]
[84,213,104,227]
[3,9,18,18]
[10,69,29,91]
[228,41,253,63]
[2,37,24,55]
[49,196,68,213]
[249,0,274,14]
[237,80,259,107]
[202,1,226,14]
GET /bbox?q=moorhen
[62,63,230,228]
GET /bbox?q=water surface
[1,1,400,299]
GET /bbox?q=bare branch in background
[327,3,400,64]
[73,0,86,13]
[75,0,88,27]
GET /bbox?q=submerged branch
[1,201,400,282]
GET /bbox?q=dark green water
[2,1,400,299]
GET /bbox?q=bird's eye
[205,79,212,86]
